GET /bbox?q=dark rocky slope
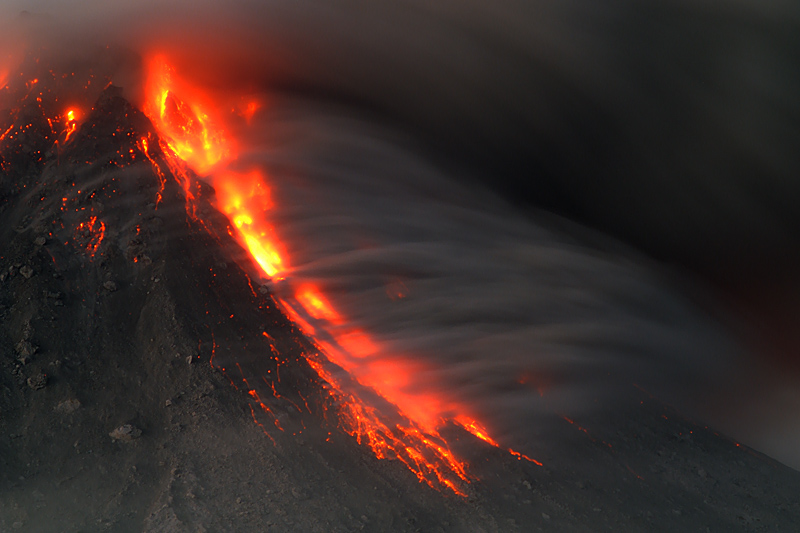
[0,87,798,532]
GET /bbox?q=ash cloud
[3,0,800,468]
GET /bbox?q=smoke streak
[240,101,738,441]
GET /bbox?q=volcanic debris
[109,424,142,442]
[26,372,47,390]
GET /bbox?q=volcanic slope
[0,86,799,532]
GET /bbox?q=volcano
[1,57,800,532]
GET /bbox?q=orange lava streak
[63,108,79,144]
[304,357,469,496]
[214,169,286,277]
[0,124,13,144]
[456,417,543,466]
[248,404,277,446]
[137,135,166,206]
[157,138,201,219]
[455,416,501,447]
[509,449,544,466]
[74,216,105,257]
[141,54,542,496]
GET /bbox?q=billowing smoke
[2,0,799,468]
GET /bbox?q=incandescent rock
[110,424,142,442]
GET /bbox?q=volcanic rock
[26,372,47,390]
[109,424,142,442]
[21,322,33,340]
[15,341,36,364]
[54,398,81,414]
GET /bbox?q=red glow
[63,108,80,144]
[385,279,408,300]
[0,124,13,144]
[141,55,541,495]
[336,330,377,359]
[143,55,231,175]
[238,98,262,123]
[455,416,501,447]
[518,370,554,397]
[213,168,286,277]
[137,134,167,205]
[296,286,342,324]
[74,216,105,257]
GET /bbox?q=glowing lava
[74,215,106,257]
[63,108,79,144]
[143,55,231,175]
[141,55,541,495]
[136,134,167,206]
[214,168,286,277]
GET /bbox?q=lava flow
[74,215,106,257]
[62,108,79,144]
[141,55,541,495]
